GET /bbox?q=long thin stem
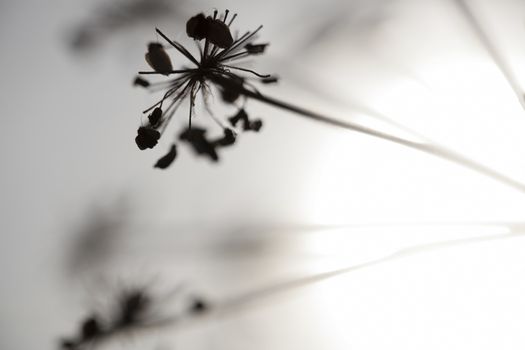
[236,85,525,194]
[139,69,195,75]
[133,225,525,336]
[453,0,525,110]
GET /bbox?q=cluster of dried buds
[133,10,277,168]
[60,286,211,349]
[60,288,152,349]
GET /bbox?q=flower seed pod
[80,315,101,341]
[248,119,263,132]
[133,76,150,88]
[135,127,160,150]
[145,43,172,75]
[179,127,219,161]
[188,297,210,314]
[245,43,268,54]
[228,109,249,128]
[154,144,177,169]
[218,76,244,103]
[148,107,162,128]
[117,289,150,327]
[214,128,236,147]
[186,13,208,40]
[261,76,279,84]
[206,18,233,48]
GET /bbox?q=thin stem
[139,70,194,75]
[222,64,270,78]
[216,26,263,60]
[217,229,525,314]
[453,0,525,110]
[131,226,525,335]
[155,28,200,66]
[221,51,251,62]
[234,84,525,194]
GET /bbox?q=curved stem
[134,225,525,336]
[453,0,525,111]
[239,87,525,194]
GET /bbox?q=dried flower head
[59,284,213,349]
[59,286,157,350]
[133,9,277,168]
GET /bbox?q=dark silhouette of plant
[60,287,152,349]
[134,9,275,166]
[131,9,525,199]
[58,222,525,349]
[59,285,211,350]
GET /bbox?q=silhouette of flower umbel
[134,10,276,168]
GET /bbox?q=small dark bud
[60,339,77,350]
[261,76,279,84]
[213,75,244,104]
[220,87,240,103]
[186,13,208,40]
[248,119,263,132]
[148,107,162,127]
[145,42,172,75]
[154,144,177,169]
[228,109,249,128]
[189,298,210,314]
[179,127,219,161]
[133,76,150,88]
[245,43,268,54]
[206,18,234,48]
[135,127,160,150]
[219,76,244,103]
[81,315,101,341]
[118,290,150,326]
[214,128,236,147]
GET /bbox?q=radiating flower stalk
[134,9,275,167]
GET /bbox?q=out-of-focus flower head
[133,9,278,168]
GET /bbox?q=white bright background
[1,0,525,349]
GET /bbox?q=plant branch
[132,225,525,336]
[237,85,525,194]
[453,0,525,111]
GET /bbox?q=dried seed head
[219,76,244,103]
[148,107,163,128]
[228,109,249,128]
[186,13,208,40]
[214,128,236,147]
[179,127,219,162]
[154,144,177,169]
[81,315,102,341]
[206,18,233,48]
[248,119,263,132]
[261,76,279,84]
[135,127,160,150]
[133,76,150,88]
[60,339,77,350]
[186,13,233,48]
[116,289,150,327]
[245,43,268,54]
[135,10,275,164]
[145,43,172,75]
[188,297,210,314]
